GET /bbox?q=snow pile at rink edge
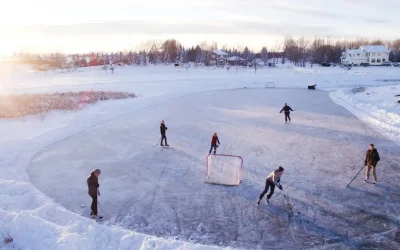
[0,178,230,250]
[330,87,400,146]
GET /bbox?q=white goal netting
[204,154,243,186]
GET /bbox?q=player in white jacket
[257,166,284,205]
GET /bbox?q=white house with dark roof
[341,45,390,66]
[208,49,228,66]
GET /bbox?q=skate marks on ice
[28,88,400,249]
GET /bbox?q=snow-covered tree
[133,52,141,65]
[242,47,250,61]
[176,45,184,63]
[261,47,268,63]
[141,51,148,66]
[181,47,188,63]
[164,51,171,64]
[194,45,202,63]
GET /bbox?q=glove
[98,189,100,196]
[278,184,283,190]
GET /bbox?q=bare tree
[161,39,180,63]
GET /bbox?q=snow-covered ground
[331,85,400,146]
[0,64,399,249]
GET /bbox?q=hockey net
[204,154,243,186]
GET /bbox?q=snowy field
[1,64,400,249]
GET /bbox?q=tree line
[282,36,400,66]
[9,37,400,67]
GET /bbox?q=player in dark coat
[364,144,380,184]
[280,103,294,123]
[87,169,101,218]
[209,132,220,155]
[160,120,169,146]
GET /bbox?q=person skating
[160,120,169,146]
[257,166,284,205]
[364,144,380,184]
[87,169,101,219]
[280,103,294,123]
[209,132,220,155]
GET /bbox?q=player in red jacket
[209,132,220,155]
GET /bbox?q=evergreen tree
[176,45,183,63]
[142,51,148,66]
[242,47,250,60]
[134,52,141,65]
[261,47,268,63]
[186,46,196,62]
[195,45,202,63]
[164,51,171,64]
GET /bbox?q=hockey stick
[96,189,103,220]
[282,191,294,216]
[346,163,365,187]
[154,138,161,147]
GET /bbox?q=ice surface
[28,88,400,249]
[1,65,400,249]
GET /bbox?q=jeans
[161,134,168,145]
[259,179,276,200]
[209,144,218,154]
[90,194,98,215]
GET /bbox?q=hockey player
[364,144,380,184]
[280,103,294,123]
[209,132,220,155]
[257,166,284,205]
[160,120,169,146]
[87,169,101,219]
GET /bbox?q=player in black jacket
[364,144,380,184]
[280,103,294,123]
[160,120,169,146]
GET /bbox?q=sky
[1,0,400,54]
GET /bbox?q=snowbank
[330,85,400,146]
[0,182,227,250]
[0,165,229,250]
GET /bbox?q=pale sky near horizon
[1,0,399,54]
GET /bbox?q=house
[227,56,247,66]
[253,58,266,67]
[208,50,228,66]
[341,45,390,66]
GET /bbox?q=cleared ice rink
[29,88,400,249]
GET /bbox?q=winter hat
[278,166,284,172]
[94,169,101,175]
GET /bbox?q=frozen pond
[29,88,400,249]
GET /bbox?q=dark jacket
[87,172,99,197]
[160,123,167,135]
[211,135,220,145]
[280,106,293,113]
[365,148,380,166]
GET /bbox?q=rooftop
[360,45,390,53]
[212,49,228,56]
[227,56,246,61]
